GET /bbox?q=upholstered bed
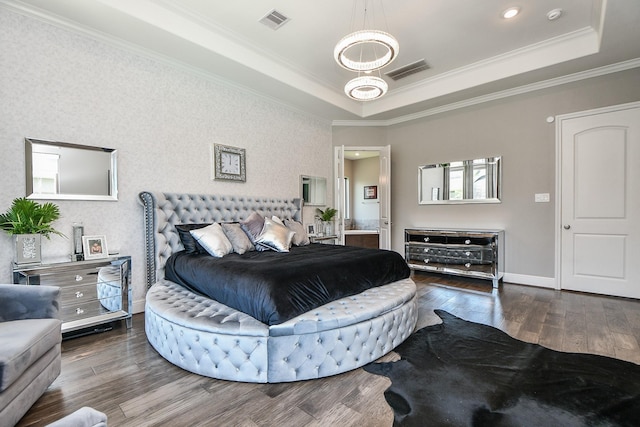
[139,191,417,383]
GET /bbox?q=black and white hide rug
[364,310,640,427]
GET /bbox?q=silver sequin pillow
[256,217,295,252]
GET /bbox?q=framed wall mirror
[419,156,501,204]
[301,175,327,206]
[25,138,118,201]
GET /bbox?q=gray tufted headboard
[139,191,303,289]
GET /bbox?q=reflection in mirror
[301,175,327,206]
[419,157,501,204]
[25,138,118,201]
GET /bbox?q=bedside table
[13,255,132,335]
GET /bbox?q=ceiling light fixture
[502,7,521,19]
[336,0,397,101]
[344,76,388,101]
[334,30,399,72]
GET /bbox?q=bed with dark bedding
[140,191,417,383]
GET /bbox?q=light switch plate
[535,193,550,203]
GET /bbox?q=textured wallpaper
[0,9,332,310]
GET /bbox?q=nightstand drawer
[30,267,101,287]
[60,283,100,304]
[61,300,110,322]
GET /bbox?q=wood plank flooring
[17,272,640,426]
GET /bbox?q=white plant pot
[15,234,42,264]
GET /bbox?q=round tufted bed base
[145,278,417,383]
[139,191,418,383]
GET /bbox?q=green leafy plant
[0,198,65,238]
[315,207,338,222]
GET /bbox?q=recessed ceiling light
[547,8,563,21]
[502,7,521,19]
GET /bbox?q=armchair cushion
[0,284,62,426]
[0,318,62,392]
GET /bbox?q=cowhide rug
[364,310,640,427]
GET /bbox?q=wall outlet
[535,193,550,203]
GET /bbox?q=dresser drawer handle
[423,237,429,242]
[465,263,471,268]
[423,258,430,264]
[465,251,471,256]
[465,239,471,244]
[75,291,84,298]
[76,308,85,315]
[423,248,429,253]
[75,275,83,281]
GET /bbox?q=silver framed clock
[212,144,246,182]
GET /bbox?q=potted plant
[315,207,338,236]
[0,198,65,264]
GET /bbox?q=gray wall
[334,68,640,284]
[0,9,332,310]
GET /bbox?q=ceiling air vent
[385,60,430,81]
[259,9,291,30]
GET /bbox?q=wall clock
[212,144,246,182]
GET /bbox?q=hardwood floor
[18,272,640,426]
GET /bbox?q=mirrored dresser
[13,255,132,335]
[405,228,504,288]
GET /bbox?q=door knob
[563,224,571,230]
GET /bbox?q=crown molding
[332,58,640,127]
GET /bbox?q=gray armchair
[0,284,62,427]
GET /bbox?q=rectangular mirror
[301,175,327,206]
[25,138,118,201]
[419,156,501,204]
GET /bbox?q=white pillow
[256,217,295,252]
[190,223,233,257]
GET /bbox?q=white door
[334,145,345,245]
[334,145,392,250]
[559,103,640,298]
[378,145,391,250]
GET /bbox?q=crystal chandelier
[334,0,398,101]
[344,76,388,101]
[334,30,399,72]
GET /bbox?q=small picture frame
[82,235,109,260]
[364,185,378,200]
[307,224,316,236]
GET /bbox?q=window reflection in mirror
[419,157,500,204]
[301,175,327,206]
[25,138,118,201]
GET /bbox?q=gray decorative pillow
[240,211,264,240]
[285,219,310,246]
[240,211,269,251]
[221,222,255,254]
[256,217,295,252]
[189,223,233,257]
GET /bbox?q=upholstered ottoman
[145,278,417,383]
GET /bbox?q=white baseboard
[503,273,557,289]
[132,299,146,314]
